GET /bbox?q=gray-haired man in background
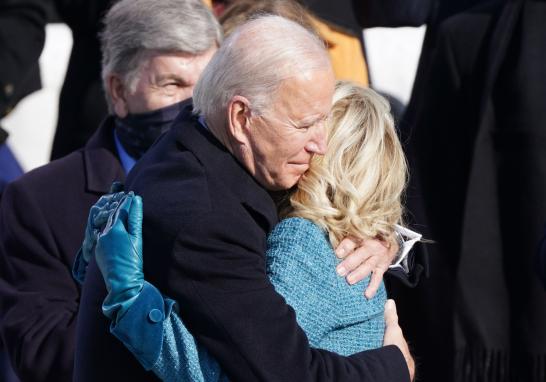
[0,1,221,381]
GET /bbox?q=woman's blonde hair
[286,81,408,247]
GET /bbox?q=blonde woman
[77,82,412,381]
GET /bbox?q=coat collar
[83,116,126,194]
[173,105,278,232]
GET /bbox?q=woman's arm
[265,217,386,355]
[111,281,225,381]
[73,192,226,382]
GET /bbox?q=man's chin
[262,175,302,192]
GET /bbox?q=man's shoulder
[0,143,117,231]
[128,138,211,212]
[2,150,86,209]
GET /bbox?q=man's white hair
[192,14,331,124]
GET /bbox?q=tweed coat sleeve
[265,218,386,354]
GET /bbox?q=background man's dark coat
[0,119,124,381]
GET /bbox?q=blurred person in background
[405,0,546,380]
[0,0,47,197]
[0,2,48,380]
[213,0,370,86]
[0,1,221,381]
[48,0,112,159]
[49,1,220,160]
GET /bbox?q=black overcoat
[0,118,124,381]
[398,1,546,381]
[75,106,410,382]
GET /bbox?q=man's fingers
[337,245,374,277]
[335,237,359,259]
[384,299,399,327]
[383,299,415,380]
[364,268,385,299]
[345,255,375,284]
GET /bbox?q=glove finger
[127,195,143,240]
[89,191,125,227]
[91,192,128,228]
[115,194,133,227]
[103,195,133,235]
[93,203,120,228]
[94,192,118,210]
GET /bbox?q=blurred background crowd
[1,0,545,381]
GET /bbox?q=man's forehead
[145,49,215,78]
[273,71,334,117]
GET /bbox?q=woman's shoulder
[266,217,334,269]
[267,217,330,250]
[269,217,325,238]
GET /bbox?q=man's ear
[227,95,252,145]
[107,74,129,118]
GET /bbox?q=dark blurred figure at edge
[0,0,46,198]
[0,2,48,380]
[381,0,546,381]
[49,0,112,160]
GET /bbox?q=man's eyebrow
[297,114,327,126]
[156,74,191,85]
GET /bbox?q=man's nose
[305,122,327,155]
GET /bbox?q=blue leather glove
[96,192,144,323]
[73,190,127,284]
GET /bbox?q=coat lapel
[83,116,126,194]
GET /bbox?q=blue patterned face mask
[114,100,185,159]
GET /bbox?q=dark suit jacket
[0,118,124,382]
[75,106,409,382]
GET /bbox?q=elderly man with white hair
[75,14,415,382]
[0,1,221,381]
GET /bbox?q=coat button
[148,309,164,323]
